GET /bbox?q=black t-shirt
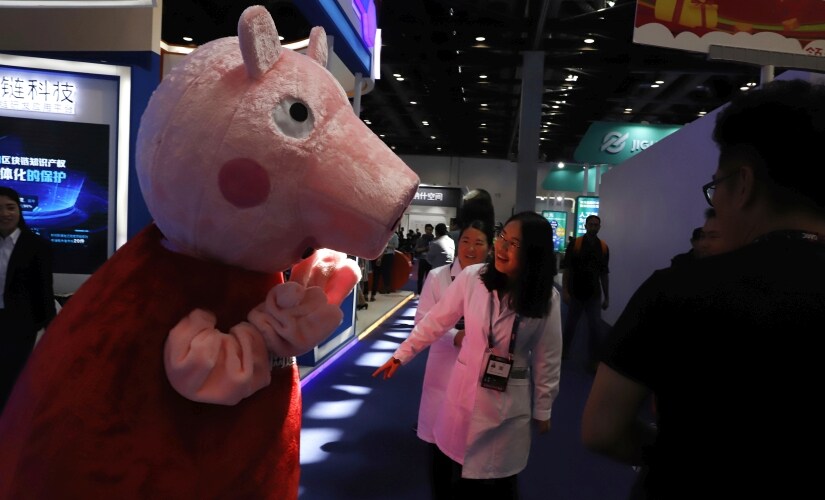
[563,235,609,300]
[603,236,825,498]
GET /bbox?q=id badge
[481,354,513,392]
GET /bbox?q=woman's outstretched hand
[372,357,402,379]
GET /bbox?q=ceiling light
[606,0,616,6]
[480,123,487,126]
[482,150,487,154]
[475,36,485,42]
[278,36,284,41]
[557,162,564,169]
[437,147,442,151]
[458,66,462,74]
[748,82,757,87]
[556,196,563,202]
[565,74,578,81]
[584,38,595,44]
[391,146,396,150]
[480,103,488,107]
[379,134,386,137]
[363,119,371,124]
[396,77,405,81]
[650,84,660,88]
[392,73,401,77]
[430,136,436,140]
[479,75,487,79]
[183,36,193,42]
[740,86,749,91]
[422,121,429,126]
[625,108,633,112]
[410,101,417,105]
[655,80,664,84]
[698,111,707,116]
[552,105,559,109]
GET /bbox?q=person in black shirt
[561,215,609,368]
[582,79,825,499]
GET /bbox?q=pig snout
[299,113,419,260]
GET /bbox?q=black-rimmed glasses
[702,170,738,207]
[495,229,520,250]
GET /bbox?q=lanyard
[488,293,521,359]
[753,230,825,246]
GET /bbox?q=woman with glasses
[374,211,562,499]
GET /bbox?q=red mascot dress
[0,224,300,499]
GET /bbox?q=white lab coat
[415,261,462,443]
[395,263,562,479]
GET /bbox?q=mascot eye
[290,103,308,122]
[271,98,314,139]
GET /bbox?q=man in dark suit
[0,186,56,412]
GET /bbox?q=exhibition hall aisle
[298,298,637,500]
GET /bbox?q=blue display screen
[575,196,600,237]
[0,115,110,274]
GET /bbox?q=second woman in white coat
[374,211,562,499]
[414,220,493,494]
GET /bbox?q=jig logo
[600,131,628,154]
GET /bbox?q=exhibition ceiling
[161,0,767,163]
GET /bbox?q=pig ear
[307,27,328,68]
[238,5,283,80]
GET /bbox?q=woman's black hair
[0,186,27,229]
[459,219,494,247]
[458,189,495,231]
[480,211,556,318]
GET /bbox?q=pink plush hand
[247,281,344,357]
[163,250,361,405]
[164,309,272,405]
[288,248,361,305]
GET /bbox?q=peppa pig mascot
[0,5,418,499]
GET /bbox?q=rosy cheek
[218,158,271,208]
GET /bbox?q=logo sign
[633,0,825,57]
[574,121,681,165]
[410,186,462,208]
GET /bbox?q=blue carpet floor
[298,291,637,499]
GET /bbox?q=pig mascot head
[0,5,418,499]
[137,5,418,271]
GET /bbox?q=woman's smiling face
[0,195,21,238]
[493,220,521,279]
[457,226,490,269]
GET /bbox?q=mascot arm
[163,309,272,405]
[164,249,360,405]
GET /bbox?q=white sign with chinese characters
[0,73,76,115]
